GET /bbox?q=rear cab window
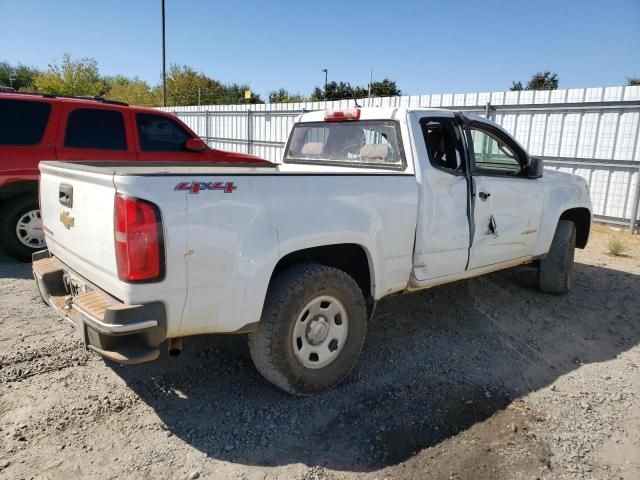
[0,99,52,146]
[284,120,406,169]
[64,108,127,150]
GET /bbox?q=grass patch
[608,237,629,256]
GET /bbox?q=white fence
[161,85,640,230]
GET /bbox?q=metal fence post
[246,110,252,155]
[205,110,210,145]
[630,165,640,234]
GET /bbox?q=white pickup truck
[34,107,592,395]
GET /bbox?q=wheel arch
[0,180,38,202]
[270,243,375,305]
[559,207,591,249]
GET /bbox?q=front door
[466,121,543,270]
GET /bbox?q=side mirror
[527,156,544,178]
[185,138,207,152]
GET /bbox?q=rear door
[411,113,471,282]
[465,120,543,269]
[56,104,137,161]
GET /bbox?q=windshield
[285,120,404,168]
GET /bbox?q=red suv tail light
[114,194,164,282]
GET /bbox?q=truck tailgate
[39,162,122,296]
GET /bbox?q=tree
[166,64,225,106]
[32,53,107,96]
[370,78,401,97]
[0,62,39,91]
[310,81,367,101]
[626,77,640,86]
[104,75,161,106]
[220,83,263,104]
[268,88,305,103]
[310,78,401,100]
[510,71,559,91]
[164,65,262,106]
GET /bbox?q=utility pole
[322,68,328,100]
[161,0,167,107]
[368,69,373,100]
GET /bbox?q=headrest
[300,142,324,156]
[359,143,389,162]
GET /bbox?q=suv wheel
[248,262,368,396]
[0,195,45,262]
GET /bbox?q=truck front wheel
[538,219,576,295]
[0,195,45,262]
[248,262,368,396]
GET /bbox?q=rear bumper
[32,250,166,364]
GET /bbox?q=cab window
[421,118,464,174]
[285,120,405,168]
[469,126,523,175]
[64,108,127,150]
[0,99,51,146]
[136,113,191,152]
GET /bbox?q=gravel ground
[0,228,639,480]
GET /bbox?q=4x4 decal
[174,181,237,194]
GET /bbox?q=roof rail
[0,90,129,106]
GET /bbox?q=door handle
[479,191,491,201]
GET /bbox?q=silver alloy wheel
[15,209,45,249]
[292,295,349,369]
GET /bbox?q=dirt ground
[1,227,639,480]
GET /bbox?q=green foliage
[310,78,401,101]
[627,77,640,86]
[510,71,559,91]
[268,88,306,103]
[104,75,161,106]
[220,83,263,104]
[33,53,108,96]
[608,237,628,256]
[165,64,225,106]
[164,65,262,106]
[0,61,40,91]
[370,78,401,97]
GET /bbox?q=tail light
[324,109,361,122]
[114,194,164,282]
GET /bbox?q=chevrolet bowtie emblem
[59,211,75,230]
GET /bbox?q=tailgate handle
[59,183,73,208]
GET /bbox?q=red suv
[0,91,266,261]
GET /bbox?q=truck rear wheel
[248,262,367,396]
[538,220,576,295]
[0,195,45,262]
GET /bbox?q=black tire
[0,195,43,262]
[248,262,368,396]
[538,220,576,295]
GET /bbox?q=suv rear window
[0,99,52,146]
[136,113,191,152]
[64,108,127,150]
[285,120,405,169]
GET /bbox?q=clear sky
[1,0,639,99]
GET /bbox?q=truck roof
[296,107,456,123]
